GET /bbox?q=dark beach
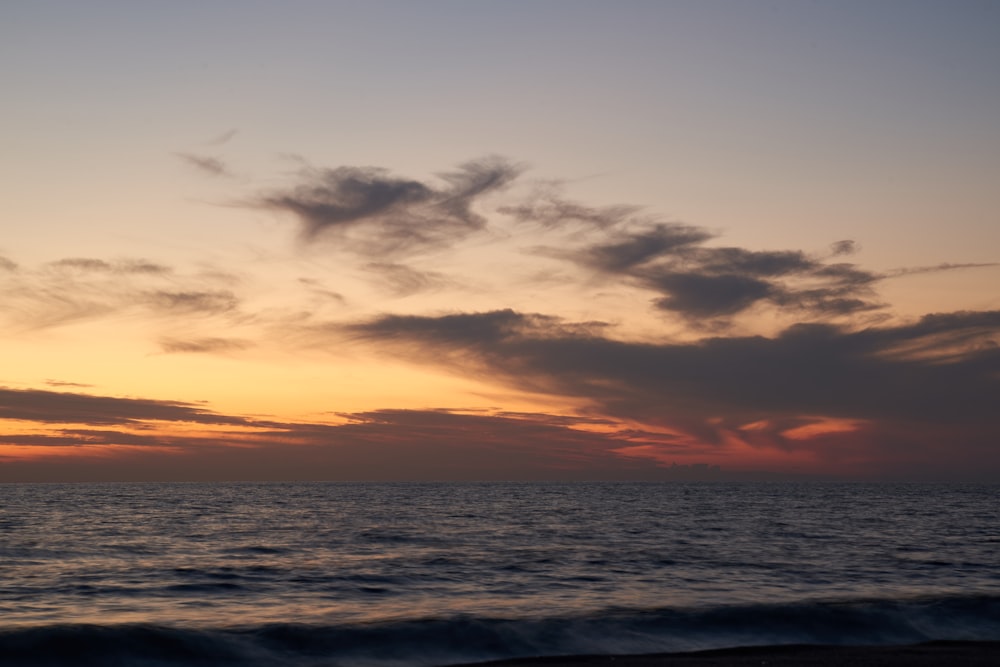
[459,641,1000,667]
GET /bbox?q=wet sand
[456,641,1000,667]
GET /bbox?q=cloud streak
[0,387,716,481]
[0,387,253,427]
[158,337,251,354]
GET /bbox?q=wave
[2,594,999,667]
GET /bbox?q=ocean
[1,482,998,666]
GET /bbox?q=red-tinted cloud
[339,309,1000,480]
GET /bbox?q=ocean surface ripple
[1,482,998,665]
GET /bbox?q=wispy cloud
[176,152,231,177]
[143,290,239,315]
[297,277,346,304]
[259,156,522,255]
[499,182,640,229]
[885,262,999,277]
[47,257,172,274]
[49,258,114,271]
[365,262,452,297]
[0,256,240,332]
[205,128,238,146]
[44,379,94,388]
[158,337,251,354]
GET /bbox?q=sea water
[1,482,998,665]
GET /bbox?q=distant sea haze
[1,482,998,666]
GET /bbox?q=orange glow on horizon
[782,418,864,441]
[0,443,178,462]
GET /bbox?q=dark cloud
[770,288,883,317]
[830,240,858,256]
[260,156,522,255]
[0,391,713,481]
[0,256,17,271]
[4,362,996,479]
[866,310,1000,361]
[648,272,775,317]
[687,247,815,277]
[254,156,991,328]
[555,217,884,321]
[0,429,165,448]
[176,152,230,177]
[343,309,572,347]
[633,247,861,319]
[494,184,915,324]
[341,308,1000,476]
[514,187,992,326]
[811,263,876,283]
[0,387,252,427]
[159,337,251,354]
[582,224,713,272]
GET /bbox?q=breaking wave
[2,595,999,667]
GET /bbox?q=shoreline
[453,641,1000,667]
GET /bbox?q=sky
[1,0,998,482]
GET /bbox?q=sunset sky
[2,1,998,482]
